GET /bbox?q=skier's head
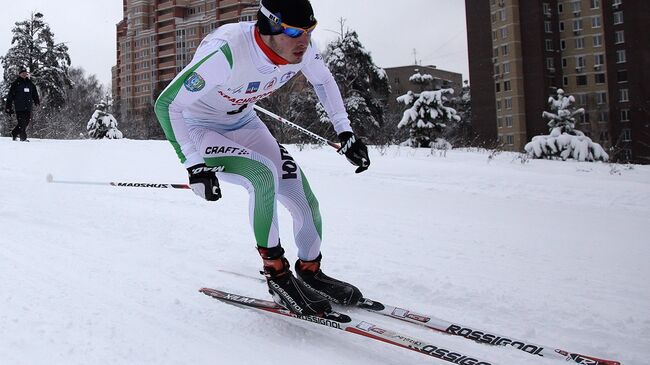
[256,0,317,37]
[256,0,317,64]
[18,68,28,78]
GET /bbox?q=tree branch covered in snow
[396,74,460,148]
[525,89,608,162]
[87,102,123,139]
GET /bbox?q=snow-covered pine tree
[397,71,461,148]
[0,12,72,107]
[525,88,608,161]
[323,28,390,142]
[87,101,123,139]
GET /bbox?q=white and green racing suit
[154,22,352,260]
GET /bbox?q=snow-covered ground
[1,137,648,365]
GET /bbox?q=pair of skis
[200,272,620,365]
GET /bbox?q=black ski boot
[295,254,363,306]
[257,245,331,316]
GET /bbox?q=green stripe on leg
[300,169,322,239]
[204,156,276,247]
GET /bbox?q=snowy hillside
[1,137,649,365]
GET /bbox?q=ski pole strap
[253,105,340,149]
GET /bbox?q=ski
[356,298,620,365]
[199,287,497,365]
[216,269,621,365]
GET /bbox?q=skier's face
[269,32,311,64]
[19,72,28,79]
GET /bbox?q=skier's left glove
[187,163,222,201]
[337,132,370,173]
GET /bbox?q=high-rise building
[112,0,259,132]
[465,0,649,163]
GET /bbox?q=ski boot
[257,245,331,316]
[295,254,363,306]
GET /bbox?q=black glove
[337,132,370,173]
[187,163,222,201]
[5,107,13,115]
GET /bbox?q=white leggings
[188,115,322,260]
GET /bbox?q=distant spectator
[5,68,40,141]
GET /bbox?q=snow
[1,137,649,365]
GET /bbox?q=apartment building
[112,0,259,125]
[465,0,649,162]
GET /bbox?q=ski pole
[253,104,340,149]
[46,174,190,190]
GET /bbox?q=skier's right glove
[337,132,370,173]
[187,163,222,201]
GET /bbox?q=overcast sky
[0,0,469,88]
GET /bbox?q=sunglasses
[259,3,317,38]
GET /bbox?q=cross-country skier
[155,0,370,316]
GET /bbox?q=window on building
[616,50,626,63]
[506,135,514,145]
[505,116,514,127]
[493,47,499,57]
[563,76,569,86]
[573,19,583,32]
[504,80,512,91]
[593,34,602,47]
[599,130,609,143]
[615,30,625,44]
[576,94,588,105]
[496,82,501,93]
[497,117,503,128]
[613,11,624,25]
[545,21,552,33]
[562,58,568,68]
[496,99,502,111]
[505,97,513,109]
[491,12,497,23]
[546,58,555,70]
[592,16,601,28]
[599,111,609,122]
[499,9,507,21]
[596,92,607,104]
[576,56,586,68]
[494,64,500,75]
[501,27,509,39]
[594,54,605,67]
[577,75,588,86]
[493,30,498,41]
[558,3,564,13]
[545,39,554,51]
[613,0,623,7]
[595,73,606,84]
[621,109,630,121]
[575,37,585,49]
[590,0,600,8]
[561,39,567,50]
[622,129,631,142]
[502,44,509,55]
[571,1,581,13]
[619,88,629,102]
[617,70,628,82]
[543,3,551,15]
[503,62,511,74]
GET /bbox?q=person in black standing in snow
[5,68,40,141]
